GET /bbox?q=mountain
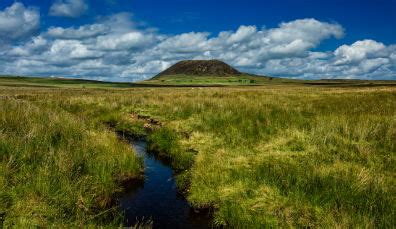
[141,59,280,86]
[155,60,241,77]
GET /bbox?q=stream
[119,139,212,228]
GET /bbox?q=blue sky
[0,0,395,81]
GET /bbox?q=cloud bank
[0,2,395,81]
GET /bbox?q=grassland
[0,76,395,227]
[0,75,132,88]
[0,82,143,227]
[136,74,294,86]
[139,73,396,87]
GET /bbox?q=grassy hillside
[138,74,294,86]
[0,76,395,227]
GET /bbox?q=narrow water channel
[119,140,212,228]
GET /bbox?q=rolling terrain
[0,74,395,227]
[138,60,396,87]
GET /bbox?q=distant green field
[1,75,395,227]
[0,76,132,88]
[2,75,396,88]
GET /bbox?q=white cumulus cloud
[48,39,102,59]
[334,40,387,65]
[47,24,109,39]
[49,0,88,18]
[0,3,40,42]
[96,32,154,51]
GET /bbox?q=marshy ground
[0,76,395,227]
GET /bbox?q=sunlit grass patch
[0,99,142,227]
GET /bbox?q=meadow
[0,77,395,227]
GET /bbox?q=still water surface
[119,140,212,228]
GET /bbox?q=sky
[0,0,395,82]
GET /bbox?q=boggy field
[0,82,395,227]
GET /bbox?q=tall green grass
[0,85,395,227]
[115,87,394,227]
[0,98,142,227]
